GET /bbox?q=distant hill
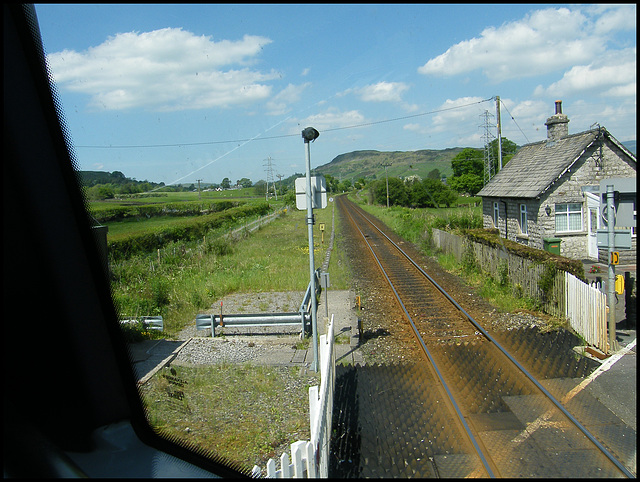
[314,148,465,181]
[78,170,164,188]
[622,140,636,155]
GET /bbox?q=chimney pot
[546,100,569,141]
[555,100,562,115]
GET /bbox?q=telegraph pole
[381,162,391,207]
[196,179,202,200]
[496,96,502,171]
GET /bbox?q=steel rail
[347,199,633,478]
[342,201,497,478]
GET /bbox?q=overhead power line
[74,97,494,149]
[498,98,530,144]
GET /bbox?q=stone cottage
[477,101,636,264]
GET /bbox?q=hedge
[107,202,271,260]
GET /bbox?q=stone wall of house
[482,137,636,263]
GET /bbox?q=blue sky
[34,4,636,187]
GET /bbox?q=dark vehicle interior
[3,4,246,477]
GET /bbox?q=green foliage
[150,278,171,312]
[119,320,166,343]
[107,202,271,261]
[498,259,509,287]
[370,176,457,208]
[91,199,241,223]
[430,210,483,231]
[461,241,478,274]
[371,177,408,206]
[538,262,558,302]
[448,173,484,196]
[451,148,484,177]
[205,238,234,256]
[463,228,585,280]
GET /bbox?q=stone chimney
[545,100,569,141]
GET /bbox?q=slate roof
[477,127,635,199]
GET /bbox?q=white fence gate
[254,317,336,478]
[565,272,608,353]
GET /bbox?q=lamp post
[302,127,320,372]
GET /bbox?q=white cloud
[266,82,311,115]
[431,96,489,132]
[534,48,636,98]
[418,6,611,81]
[297,108,366,133]
[356,81,409,102]
[46,28,278,111]
[589,4,637,35]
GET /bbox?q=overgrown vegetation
[140,363,315,470]
[108,200,345,338]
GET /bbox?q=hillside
[313,148,465,181]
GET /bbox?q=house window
[555,203,582,232]
[493,202,499,227]
[519,204,528,234]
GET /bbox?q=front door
[586,192,600,260]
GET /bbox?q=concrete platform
[129,290,364,382]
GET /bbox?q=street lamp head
[302,127,320,143]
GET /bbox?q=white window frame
[519,203,528,234]
[493,202,499,227]
[555,202,583,233]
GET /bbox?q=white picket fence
[565,272,608,353]
[253,317,336,478]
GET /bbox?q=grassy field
[110,198,347,337]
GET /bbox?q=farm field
[105,191,345,338]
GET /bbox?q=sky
[34,3,636,187]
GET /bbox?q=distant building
[477,101,636,264]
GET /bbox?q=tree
[489,137,518,171]
[448,173,484,196]
[221,177,231,189]
[372,177,407,206]
[110,171,126,183]
[451,148,483,178]
[253,180,266,197]
[427,168,441,180]
[237,177,253,188]
[324,174,340,193]
[449,148,484,195]
[338,179,352,192]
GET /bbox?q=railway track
[331,195,634,478]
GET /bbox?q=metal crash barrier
[196,269,321,337]
[120,316,164,331]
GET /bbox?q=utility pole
[381,162,391,207]
[196,179,202,200]
[276,173,284,200]
[496,96,502,171]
